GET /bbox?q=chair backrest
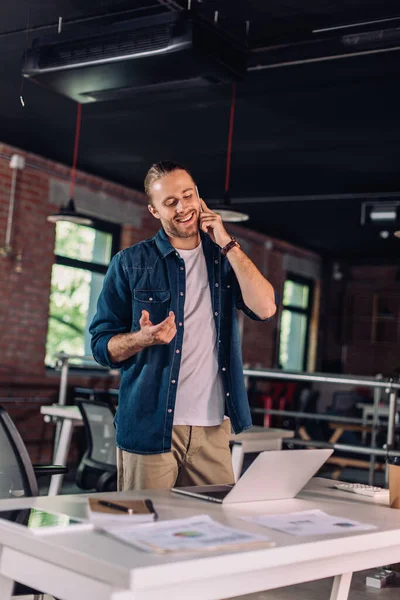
[76,400,116,466]
[331,391,363,416]
[0,405,38,498]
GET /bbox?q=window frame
[46,217,121,370]
[279,273,314,372]
[54,217,120,273]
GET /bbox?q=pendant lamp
[47,103,93,226]
[211,83,249,223]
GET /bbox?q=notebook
[172,448,333,504]
[87,497,157,524]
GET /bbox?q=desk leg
[231,444,244,482]
[330,573,352,600]
[48,418,74,496]
[0,573,14,600]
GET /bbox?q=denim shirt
[90,228,272,454]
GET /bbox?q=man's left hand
[199,199,232,248]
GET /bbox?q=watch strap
[221,237,240,256]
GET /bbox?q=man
[90,160,276,491]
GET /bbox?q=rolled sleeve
[235,279,279,322]
[89,252,133,368]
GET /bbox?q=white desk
[357,402,400,423]
[0,479,400,600]
[40,405,294,494]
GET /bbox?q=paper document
[242,509,377,537]
[102,514,273,553]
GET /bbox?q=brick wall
[322,263,400,377]
[0,141,320,464]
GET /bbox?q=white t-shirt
[173,242,225,426]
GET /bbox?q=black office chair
[75,399,117,492]
[0,405,68,498]
[0,405,67,598]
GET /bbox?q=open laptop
[172,448,333,504]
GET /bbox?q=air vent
[39,25,172,69]
[23,11,247,102]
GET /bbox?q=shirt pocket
[133,290,171,326]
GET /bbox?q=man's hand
[199,199,232,248]
[137,310,177,347]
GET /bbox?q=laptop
[172,448,333,504]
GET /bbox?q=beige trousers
[117,419,234,491]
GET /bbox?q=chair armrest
[33,464,68,476]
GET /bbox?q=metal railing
[51,356,399,484]
[244,367,400,485]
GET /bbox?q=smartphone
[196,185,203,212]
[0,507,92,535]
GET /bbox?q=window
[45,220,120,367]
[278,276,313,371]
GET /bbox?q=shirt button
[180,266,184,270]
[149,297,153,301]
[180,292,184,296]
[215,311,218,316]
[222,367,226,372]
[175,252,179,257]
[176,349,180,354]
[215,260,218,264]
[168,409,172,413]
[226,392,230,397]
[179,322,183,326]
[227,285,230,289]
[215,283,219,287]
[171,379,176,384]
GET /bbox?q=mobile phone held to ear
[196,185,203,212]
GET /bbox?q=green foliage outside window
[45,221,111,367]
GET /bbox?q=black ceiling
[1,1,400,261]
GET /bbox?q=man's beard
[162,213,199,239]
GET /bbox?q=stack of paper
[241,509,377,536]
[102,514,273,553]
[87,498,156,526]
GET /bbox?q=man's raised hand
[138,310,177,347]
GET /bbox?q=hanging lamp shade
[214,83,249,223]
[47,103,93,227]
[212,191,249,222]
[47,197,93,226]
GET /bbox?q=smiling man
[90,160,277,491]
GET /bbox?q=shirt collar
[155,228,217,259]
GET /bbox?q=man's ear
[148,204,160,220]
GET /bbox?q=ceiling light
[370,210,397,221]
[47,103,93,227]
[47,198,93,226]
[216,82,250,224]
[213,208,249,222]
[361,201,400,226]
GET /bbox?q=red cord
[224,83,236,194]
[69,103,82,198]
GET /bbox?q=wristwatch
[221,237,241,256]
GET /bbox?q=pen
[98,500,133,514]
[145,498,159,520]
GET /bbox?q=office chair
[330,391,365,417]
[0,405,67,598]
[0,405,68,498]
[75,399,117,492]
